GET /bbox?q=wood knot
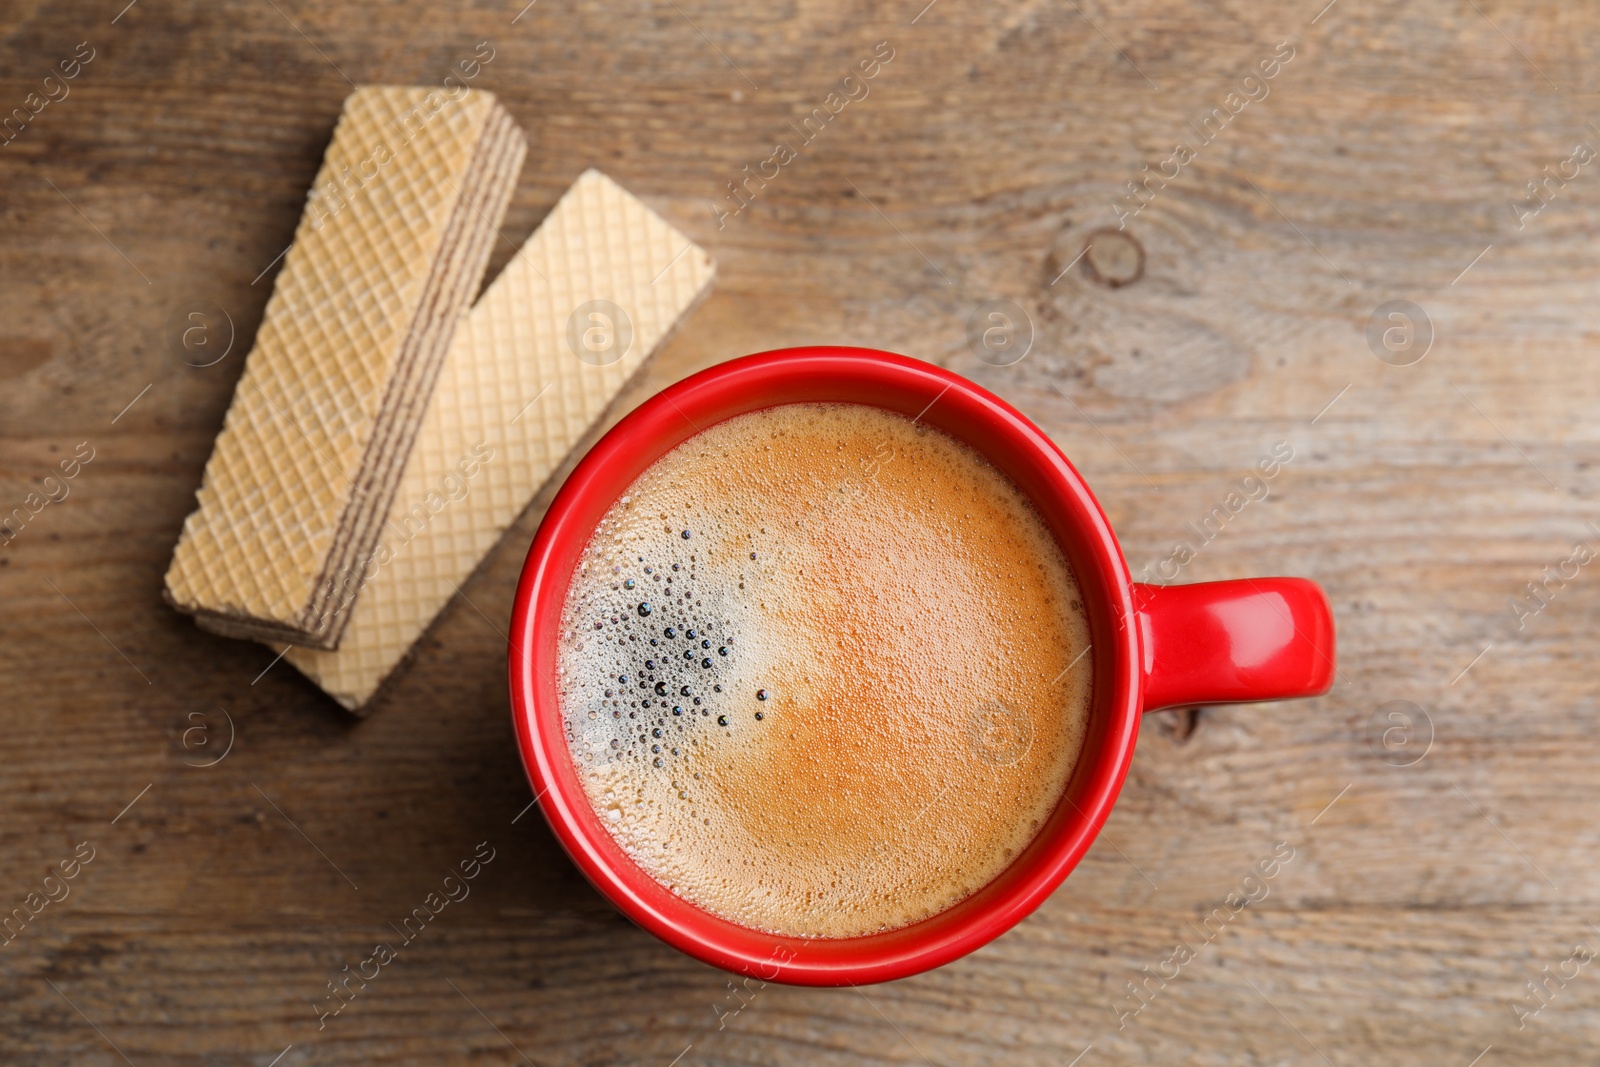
[1082,228,1145,288]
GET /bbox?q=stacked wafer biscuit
[165,89,716,712]
[283,169,715,710]
[166,87,526,649]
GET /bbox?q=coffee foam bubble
[558,403,1091,939]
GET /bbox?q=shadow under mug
[509,346,1336,986]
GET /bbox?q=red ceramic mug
[509,346,1335,985]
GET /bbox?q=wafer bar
[164,86,527,649]
[282,169,716,711]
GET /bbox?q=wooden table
[3,0,1596,1062]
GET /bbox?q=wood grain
[4,0,1600,1063]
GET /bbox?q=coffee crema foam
[557,403,1092,939]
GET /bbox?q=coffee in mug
[557,403,1092,937]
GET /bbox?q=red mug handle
[1135,578,1336,713]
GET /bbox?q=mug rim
[509,346,1143,985]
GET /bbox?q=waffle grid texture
[164,86,524,647]
[284,169,715,710]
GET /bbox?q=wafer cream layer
[284,169,716,710]
[165,86,526,648]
